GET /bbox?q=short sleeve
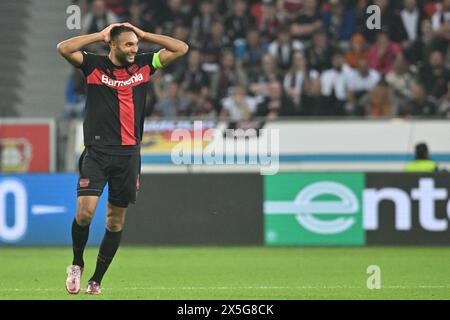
[77,51,97,76]
[136,52,163,75]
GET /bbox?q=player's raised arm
[56,23,122,67]
[122,23,189,67]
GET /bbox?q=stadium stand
[0,0,29,117]
[16,0,76,118]
[60,0,450,121]
[2,0,450,120]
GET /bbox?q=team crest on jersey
[79,179,90,188]
[128,64,139,73]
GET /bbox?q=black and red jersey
[78,51,157,152]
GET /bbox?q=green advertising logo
[264,173,365,246]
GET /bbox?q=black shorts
[77,147,141,208]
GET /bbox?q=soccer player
[57,23,188,295]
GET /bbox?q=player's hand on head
[100,23,123,43]
[122,22,145,40]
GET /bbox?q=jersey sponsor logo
[101,73,144,88]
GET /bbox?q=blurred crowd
[65,0,450,120]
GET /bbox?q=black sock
[90,229,122,285]
[72,218,90,268]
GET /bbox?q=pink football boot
[65,265,83,294]
[86,281,102,295]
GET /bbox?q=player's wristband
[152,52,163,69]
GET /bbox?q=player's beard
[116,50,134,66]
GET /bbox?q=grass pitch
[0,247,449,300]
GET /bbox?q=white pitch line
[0,285,449,293]
[116,285,450,291]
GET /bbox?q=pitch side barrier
[69,118,450,173]
[0,118,56,173]
[122,173,264,245]
[1,172,449,246]
[122,172,450,246]
[264,172,450,246]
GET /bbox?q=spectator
[391,0,426,63]
[175,48,210,98]
[252,0,280,41]
[64,68,87,118]
[424,0,440,17]
[172,22,190,44]
[391,0,425,45]
[283,51,320,110]
[386,52,417,107]
[225,0,255,42]
[345,33,369,68]
[305,28,336,72]
[368,31,401,76]
[105,0,128,20]
[81,0,119,35]
[143,79,158,117]
[220,85,261,121]
[277,0,303,22]
[280,0,305,13]
[437,81,450,116]
[414,18,438,64]
[202,19,232,68]
[249,53,281,98]
[322,0,356,43]
[190,0,218,48]
[301,77,324,116]
[191,97,218,119]
[153,82,191,118]
[290,0,322,43]
[268,26,304,71]
[153,0,190,36]
[256,81,296,119]
[235,28,269,75]
[349,58,381,114]
[419,50,450,100]
[210,50,248,100]
[215,0,232,15]
[128,1,156,36]
[431,0,450,48]
[350,58,381,92]
[354,0,370,34]
[399,83,439,116]
[320,51,354,115]
[363,80,395,117]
